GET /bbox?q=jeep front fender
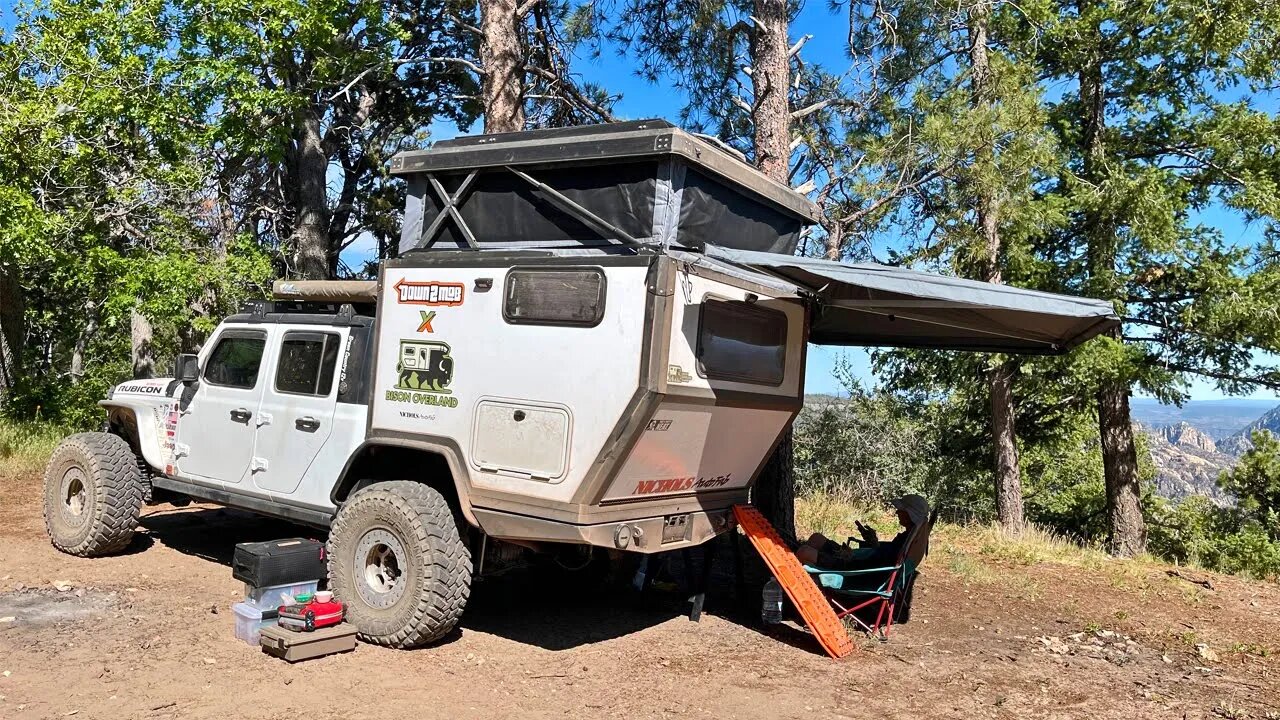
[99,398,175,473]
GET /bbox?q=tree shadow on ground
[136,504,681,650]
[135,504,841,654]
[460,567,684,651]
[138,505,319,567]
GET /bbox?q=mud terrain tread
[327,481,471,648]
[43,432,145,557]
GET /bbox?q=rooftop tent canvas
[390,120,821,254]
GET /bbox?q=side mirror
[175,353,200,384]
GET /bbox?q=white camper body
[368,250,806,551]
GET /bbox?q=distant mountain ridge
[1141,422,1236,505]
[1220,404,1280,455]
[1129,398,1278,440]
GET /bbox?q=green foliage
[0,0,274,427]
[0,418,66,479]
[1141,433,1280,580]
[1219,430,1280,539]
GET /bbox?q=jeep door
[174,327,272,484]
[250,329,344,495]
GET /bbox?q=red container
[277,598,345,632]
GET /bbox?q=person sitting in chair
[796,494,930,570]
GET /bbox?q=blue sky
[404,4,1278,402]
[4,1,1273,402]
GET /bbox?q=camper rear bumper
[472,504,738,553]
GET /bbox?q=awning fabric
[704,245,1120,355]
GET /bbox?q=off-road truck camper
[42,120,1120,649]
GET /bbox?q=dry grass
[0,419,64,479]
[795,494,1208,604]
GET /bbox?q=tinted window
[204,335,266,389]
[697,299,787,386]
[275,332,341,396]
[503,268,606,326]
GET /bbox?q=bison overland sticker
[385,339,459,409]
[393,279,464,306]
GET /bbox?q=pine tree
[1037,0,1280,555]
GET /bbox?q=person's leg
[805,532,829,548]
[796,532,831,565]
[797,543,820,565]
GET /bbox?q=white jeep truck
[42,120,1118,648]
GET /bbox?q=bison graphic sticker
[395,340,454,394]
[385,339,459,410]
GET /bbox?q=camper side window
[697,299,786,386]
[503,268,606,327]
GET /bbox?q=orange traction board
[733,504,855,659]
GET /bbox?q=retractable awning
[704,245,1120,355]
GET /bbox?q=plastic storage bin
[243,580,319,612]
[232,602,276,646]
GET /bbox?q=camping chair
[803,509,937,640]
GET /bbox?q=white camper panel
[369,264,650,505]
[602,269,805,502]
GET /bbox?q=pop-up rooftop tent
[388,120,1119,353]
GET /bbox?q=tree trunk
[753,429,796,541]
[69,299,97,384]
[823,222,842,261]
[1098,376,1145,556]
[130,309,155,379]
[968,2,1024,534]
[749,0,791,182]
[291,114,332,280]
[989,362,1024,532]
[0,270,21,399]
[745,0,796,538]
[1079,16,1145,556]
[480,0,524,133]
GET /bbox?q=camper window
[203,332,267,389]
[503,268,606,327]
[275,331,341,396]
[696,299,786,386]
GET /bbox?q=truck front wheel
[43,432,145,557]
[327,481,472,648]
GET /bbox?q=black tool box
[232,538,327,587]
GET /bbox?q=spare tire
[327,481,472,648]
[43,432,145,557]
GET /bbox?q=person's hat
[891,494,930,526]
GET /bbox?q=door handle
[295,416,320,432]
[229,408,252,423]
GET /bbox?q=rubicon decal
[393,279,464,306]
[117,381,167,395]
[632,474,732,495]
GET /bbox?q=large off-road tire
[43,432,145,557]
[327,481,471,648]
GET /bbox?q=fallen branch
[1166,569,1214,591]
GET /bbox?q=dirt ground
[1,473,1278,720]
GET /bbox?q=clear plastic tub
[232,602,275,646]
[243,580,319,612]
